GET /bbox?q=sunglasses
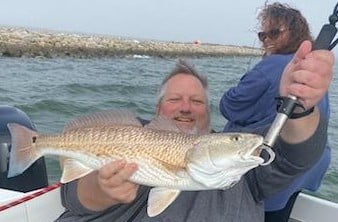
[258,28,285,42]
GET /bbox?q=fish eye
[231,135,241,141]
[32,136,37,143]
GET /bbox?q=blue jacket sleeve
[220,55,293,130]
[220,66,270,124]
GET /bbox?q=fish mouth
[242,141,275,166]
[240,138,275,165]
[242,141,263,159]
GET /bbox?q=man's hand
[280,40,334,109]
[97,160,139,204]
[77,160,139,211]
[280,40,334,143]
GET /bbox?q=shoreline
[0,27,263,58]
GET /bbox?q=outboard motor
[0,105,48,192]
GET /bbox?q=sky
[0,0,338,48]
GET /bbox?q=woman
[258,2,312,55]
[219,2,331,222]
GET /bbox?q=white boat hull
[0,183,64,222]
[290,193,338,222]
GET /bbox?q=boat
[0,183,64,222]
[290,192,338,222]
[0,183,337,222]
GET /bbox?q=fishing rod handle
[313,24,337,50]
[263,95,297,147]
[263,113,289,147]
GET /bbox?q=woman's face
[258,21,290,55]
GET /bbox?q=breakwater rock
[0,27,263,58]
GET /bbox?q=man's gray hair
[157,59,210,105]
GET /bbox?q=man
[56,40,334,222]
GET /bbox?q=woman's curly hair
[258,2,313,54]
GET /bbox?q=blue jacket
[219,54,331,211]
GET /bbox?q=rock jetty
[0,27,263,58]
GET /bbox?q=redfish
[7,110,274,217]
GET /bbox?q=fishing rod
[263,2,338,148]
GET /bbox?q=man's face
[157,74,210,134]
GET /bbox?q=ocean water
[0,55,337,203]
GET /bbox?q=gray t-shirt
[55,118,327,222]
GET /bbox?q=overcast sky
[1,0,337,48]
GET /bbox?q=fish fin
[157,160,186,176]
[145,116,182,133]
[59,156,66,170]
[63,109,142,132]
[7,123,41,178]
[61,158,94,183]
[147,187,181,217]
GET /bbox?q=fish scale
[38,125,194,167]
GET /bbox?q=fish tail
[7,123,41,178]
